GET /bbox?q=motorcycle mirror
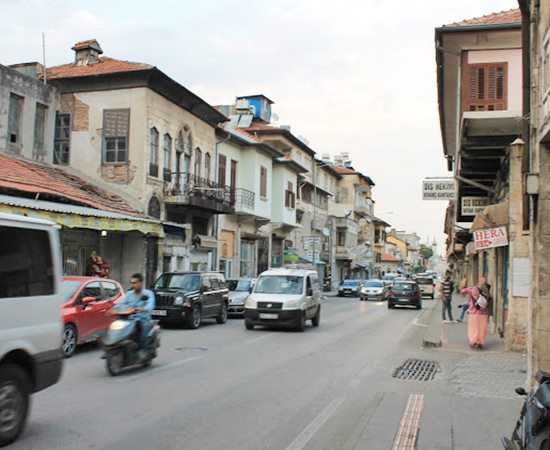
[515,387,528,396]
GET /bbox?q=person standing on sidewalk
[440,272,454,323]
[460,285,489,349]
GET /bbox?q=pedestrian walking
[456,276,469,323]
[440,272,454,322]
[460,285,489,349]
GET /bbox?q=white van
[0,213,64,446]
[244,268,321,331]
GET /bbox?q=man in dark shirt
[441,272,454,322]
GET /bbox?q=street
[13,296,522,450]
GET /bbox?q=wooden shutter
[260,166,267,197]
[103,109,129,137]
[462,61,508,112]
[218,154,226,186]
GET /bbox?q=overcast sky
[1,0,517,252]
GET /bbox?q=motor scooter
[502,370,550,450]
[102,307,160,376]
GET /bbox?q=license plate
[259,313,278,319]
[152,309,167,316]
[398,298,410,302]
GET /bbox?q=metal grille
[393,359,439,381]
[257,302,283,310]
[155,294,174,307]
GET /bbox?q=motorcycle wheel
[106,351,124,376]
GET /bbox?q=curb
[422,301,443,348]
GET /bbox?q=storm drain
[393,359,439,381]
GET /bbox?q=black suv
[151,272,229,328]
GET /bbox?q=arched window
[205,153,211,182]
[163,133,172,182]
[194,147,202,179]
[147,195,161,219]
[149,127,159,177]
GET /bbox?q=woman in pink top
[460,286,489,349]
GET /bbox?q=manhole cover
[174,346,208,352]
[393,359,439,381]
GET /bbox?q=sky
[0,0,517,252]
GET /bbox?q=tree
[420,244,433,260]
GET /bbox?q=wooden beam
[455,175,496,194]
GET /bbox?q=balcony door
[230,160,237,205]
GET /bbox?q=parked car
[0,213,64,446]
[387,281,422,309]
[416,276,436,299]
[360,279,388,301]
[227,278,254,317]
[338,279,363,297]
[60,276,124,357]
[152,272,229,328]
[244,269,321,331]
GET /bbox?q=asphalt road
[11,296,520,450]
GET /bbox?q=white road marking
[285,396,345,450]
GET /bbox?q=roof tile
[46,56,152,80]
[446,8,521,27]
[0,154,139,215]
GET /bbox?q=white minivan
[244,268,321,331]
[0,213,64,446]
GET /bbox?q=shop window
[103,109,130,164]
[54,112,71,165]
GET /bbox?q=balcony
[191,234,218,251]
[335,246,352,261]
[234,188,255,215]
[164,172,235,214]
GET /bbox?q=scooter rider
[117,273,155,355]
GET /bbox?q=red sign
[473,226,508,250]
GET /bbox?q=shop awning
[0,195,163,236]
[470,201,508,232]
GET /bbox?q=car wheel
[62,324,78,358]
[244,319,255,330]
[0,364,31,447]
[216,303,228,324]
[312,306,321,327]
[296,312,306,332]
[185,305,201,329]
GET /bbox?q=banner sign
[461,197,490,216]
[422,178,456,200]
[473,226,508,251]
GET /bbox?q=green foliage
[420,244,433,260]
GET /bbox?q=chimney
[72,39,103,65]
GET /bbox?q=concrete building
[518,0,550,381]
[436,9,527,351]
[40,39,228,283]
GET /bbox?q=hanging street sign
[461,196,490,216]
[422,178,456,200]
[473,226,508,251]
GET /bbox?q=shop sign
[473,226,508,250]
[461,197,490,216]
[422,178,456,200]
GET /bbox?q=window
[101,281,120,300]
[149,127,159,176]
[462,62,508,111]
[260,166,267,198]
[54,112,71,165]
[194,148,202,178]
[285,181,295,208]
[202,276,211,291]
[103,109,129,163]
[33,103,47,157]
[8,93,23,145]
[0,226,54,298]
[80,282,102,301]
[218,154,227,186]
[205,153,211,182]
[192,217,209,236]
[163,133,172,182]
[337,229,346,246]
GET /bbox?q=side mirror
[515,387,528,396]
[82,296,96,305]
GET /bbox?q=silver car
[227,278,254,317]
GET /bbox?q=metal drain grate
[393,359,439,381]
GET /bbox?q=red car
[60,276,125,357]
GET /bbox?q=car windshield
[153,274,201,291]
[393,282,415,291]
[60,280,82,301]
[343,280,359,286]
[226,280,238,291]
[235,280,251,291]
[365,281,384,288]
[254,275,304,295]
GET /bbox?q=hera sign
[473,226,508,251]
[422,178,456,200]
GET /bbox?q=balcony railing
[164,172,235,212]
[234,188,255,213]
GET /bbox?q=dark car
[338,279,362,297]
[227,278,254,317]
[387,281,422,310]
[151,272,229,328]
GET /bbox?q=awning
[0,195,163,237]
[470,201,508,232]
